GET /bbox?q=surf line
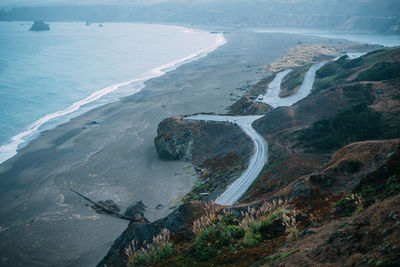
[0,32,227,165]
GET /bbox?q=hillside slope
[99,48,400,267]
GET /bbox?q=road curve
[185,61,327,206]
[184,115,267,205]
[257,61,327,108]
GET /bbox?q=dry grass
[125,228,173,266]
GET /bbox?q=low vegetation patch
[280,64,312,96]
[310,174,337,189]
[125,228,174,266]
[298,103,400,152]
[334,193,363,217]
[355,61,400,81]
[360,174,400,208]
[313,49,399,94]
[298,103,382,152]
[190,200,300,262]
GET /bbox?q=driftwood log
[70,189,132,221]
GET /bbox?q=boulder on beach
[124,200,147,218]
[29,21,50,31]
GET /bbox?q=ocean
[252,27,400,47]
[0,22,225,164]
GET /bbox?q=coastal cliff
[154,117,194,161]
[100,48,400,266]
[154,116,253,201]
[154,116,252,165]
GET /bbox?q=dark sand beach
[0,30,346,266]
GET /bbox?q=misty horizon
[1,0,400,34]
[0,1,399,266]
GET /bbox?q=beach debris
[155,204,164,210]
[92,199,120,214]
[70,189,132,221]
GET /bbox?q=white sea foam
[0,32,227,165]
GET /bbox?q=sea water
[252,27,400,47]
[0,22,226,163]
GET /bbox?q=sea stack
[29,21,50,31]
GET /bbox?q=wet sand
[0,30,344,266]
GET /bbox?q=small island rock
[29,21,50,31]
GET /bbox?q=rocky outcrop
[154,116,252,164]
[154,117,195,161]
[154,116,253,201]
[98,201,206,267]
[29,21,50,31]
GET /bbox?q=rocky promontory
[154,115,252,164]
[154,115,253,201]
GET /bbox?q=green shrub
[376,253,400,267]
[316,61,342,79]
[220,225,244,245]
[382,112,400,139]
[242,231,262,247]
[361,186,376,197]
[193,239,218,262]
[380,175,400,200]
[126,228,174,266]
[355,61,400,81]
[298,103,386,152]
[220,213,239,226]
[342,84,374,105]
[337,160,363,174]
[313,77,335,93]
[334,194,362,217]
[310,174,336,189]
[191,200,298,262]
[282,64,312,93]
[193,213,244,261]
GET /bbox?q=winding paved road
[185,61,327,205]
[184,115,267,205]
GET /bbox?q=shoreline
[0,24,226,165]
[0,30,374,266]
[1,29,302,267]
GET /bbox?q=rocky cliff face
[154,117,194,161]
[98,201,206,267]
[154,116,252,165]
[154,116,253,201]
